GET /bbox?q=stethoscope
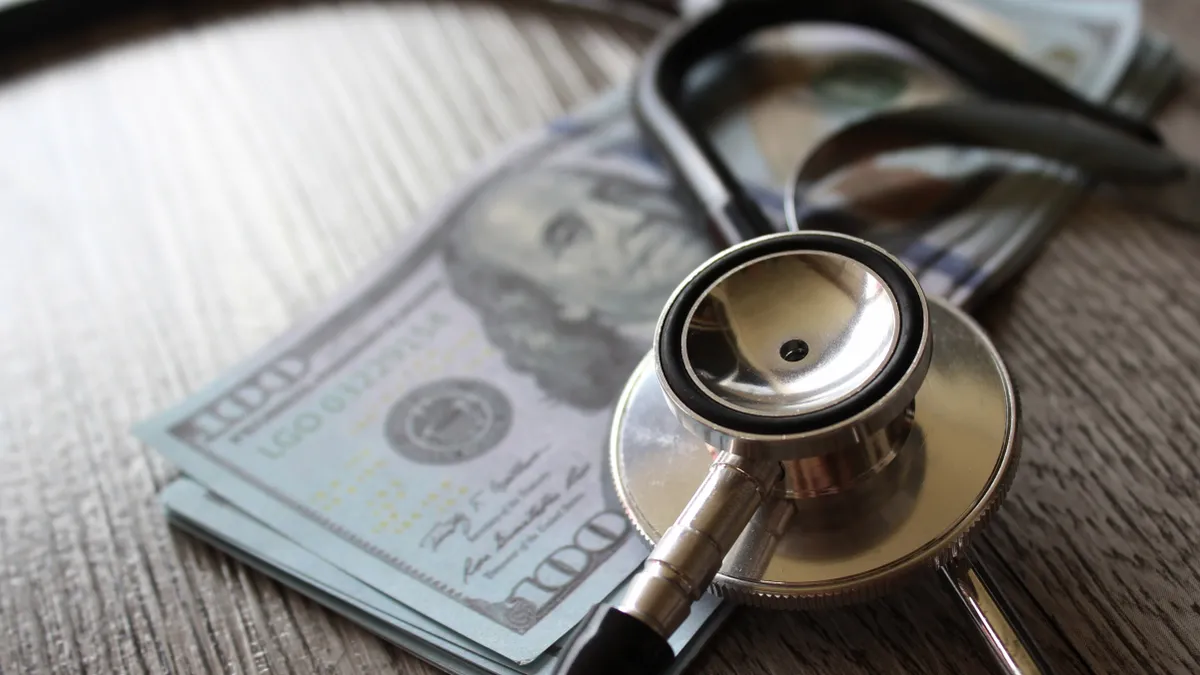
[553,1,1200,674]
[6,1,1187,673]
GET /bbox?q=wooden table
[2,1,1198,673]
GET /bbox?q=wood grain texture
[1,2,1198,674]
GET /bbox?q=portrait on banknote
[440,119,714,411]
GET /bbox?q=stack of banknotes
[136,1,1179,673]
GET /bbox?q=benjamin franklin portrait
[441,148,714,411]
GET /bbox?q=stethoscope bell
[652,230,933,498]
[602,232,1046,674]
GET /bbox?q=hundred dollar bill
[161,479,730,675]
[139,92,721,664]
[140,0,1176,668]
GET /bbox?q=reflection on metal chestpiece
[681,249,902,419]
[653,232,932,477]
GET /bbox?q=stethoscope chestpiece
[653,231,932,478]
[584,231,1043,675]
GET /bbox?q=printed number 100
[503,511,630,628]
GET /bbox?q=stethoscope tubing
[632,0,1185,248]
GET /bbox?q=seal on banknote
[384,378,513,465]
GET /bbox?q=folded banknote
[162,478,730,675]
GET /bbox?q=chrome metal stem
[940,553,1054,675]
[616,451,781,638]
